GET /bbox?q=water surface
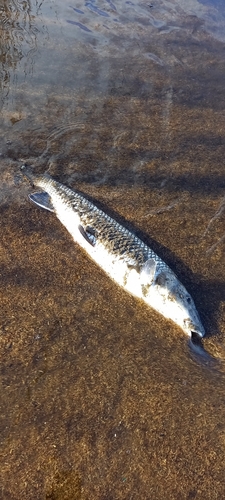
[0,1,225,498]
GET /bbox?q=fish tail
[21,165,51,186]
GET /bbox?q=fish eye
[187,297,191,303]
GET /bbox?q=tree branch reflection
[0,0,45,105]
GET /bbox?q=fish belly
[54,201,143,300]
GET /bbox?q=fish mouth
[184,319,205,339]
[191,330,204,342]
[190,328,205,339]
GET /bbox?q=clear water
[0,1,225,498]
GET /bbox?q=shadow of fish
[21,166,205,340]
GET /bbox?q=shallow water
[0,1,225,498]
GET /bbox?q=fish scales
[34,173,166,270]
[22,167,205,339]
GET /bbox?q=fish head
[153,270,205,338]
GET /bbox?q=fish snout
[184,318,205,339]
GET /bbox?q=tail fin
[21,165,51,185]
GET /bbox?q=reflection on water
[0,0,47,107]
[0,0,225,498]
[203,195,225,254]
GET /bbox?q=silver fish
[21,166,205,339]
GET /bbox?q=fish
[85,1,110,17]
[66,20,92,32]
[71,7,85,15]
[21,165,205,339]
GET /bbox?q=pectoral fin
[140,258,156,285]
[78,225,96,246]
[29,192,55,212]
